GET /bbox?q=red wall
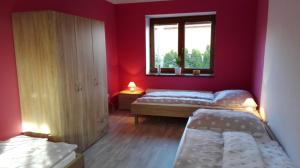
[0,0,119,140]
[251,0,269,102]
[0,1,22,140]
[116,0,258,92]
[0,0,269,140]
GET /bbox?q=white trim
[106,0,170,4]
[145,11,216,74]
[146,11,216,19]
[145,18,150,74]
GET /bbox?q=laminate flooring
[84,111,187,168]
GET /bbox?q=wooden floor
[83,111,187,168]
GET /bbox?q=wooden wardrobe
[12,11,108,151]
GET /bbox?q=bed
[131,89,259,123]
[0,133,84,168]
[173,109,295,168]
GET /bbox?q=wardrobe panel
[91,21,106,137]
[13,12,63,137]
[75,16,97,147]
[55,12,86,148]
[91,21,108,137]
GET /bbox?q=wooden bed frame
[23,132,84,168]
[131,101,202,124]
[131,101,259,124]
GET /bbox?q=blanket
[223,132,264,168]
[144,90,214,100]
[0,135,77,168]
[174,129,294,168]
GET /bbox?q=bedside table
[118,90,144,110]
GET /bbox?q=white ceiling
[106,0,171,4]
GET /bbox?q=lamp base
[130,88,135,92]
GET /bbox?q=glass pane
[184,22,212,69]
[154,23,178,68]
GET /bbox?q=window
[150,15,216,74]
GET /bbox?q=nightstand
[118,90,144,110]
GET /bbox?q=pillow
[187,109,269,140]
[213,90,257,109]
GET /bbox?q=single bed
[173,109,295,168]
[0,133,84,168]
[131,89,259,123]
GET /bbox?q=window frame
[149,15,216,74]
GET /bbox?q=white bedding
[174,129,294,168]
[53,151,76,168]
[174,129,223,168]
[222,132,264,168]
[144,90,214,100]
[136,96,213,106]
[136,96,257,112]
[259,141,295,168]
[0,135,77,168]
[136,89,257,112]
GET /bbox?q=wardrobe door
[55,13,85,148]
[12,12,63,136]
[91,20,108,138]
[75,16,97,148]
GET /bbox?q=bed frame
[65,154,84,168]
[23,132,84,168]
[131,101,259,124]
[131,101,202,124]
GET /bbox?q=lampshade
[128,82,136,88]
[242,98,257,107]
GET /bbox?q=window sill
[146,73,214,77]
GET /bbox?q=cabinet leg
[135,114,138,124]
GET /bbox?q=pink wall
[0,0,119,140]
[116,0,258,92]
[0,1,22,140]
[251,0,269,102]
[0,0,269,140]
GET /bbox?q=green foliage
[175,56,181,66]
[185,45,210,69]
[201,45,211,69]
[185,49,201,68]
[162,50,178,68]
[155,46,210,69]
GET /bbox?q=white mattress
[0,135,77,168]
[144,90,214,100]
[53,151,76,168]
[136,96,213,105]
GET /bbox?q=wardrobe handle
[75,83,79,92]
[75,83,82,92]
[94,78,99,86]
[79,83,83,92]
